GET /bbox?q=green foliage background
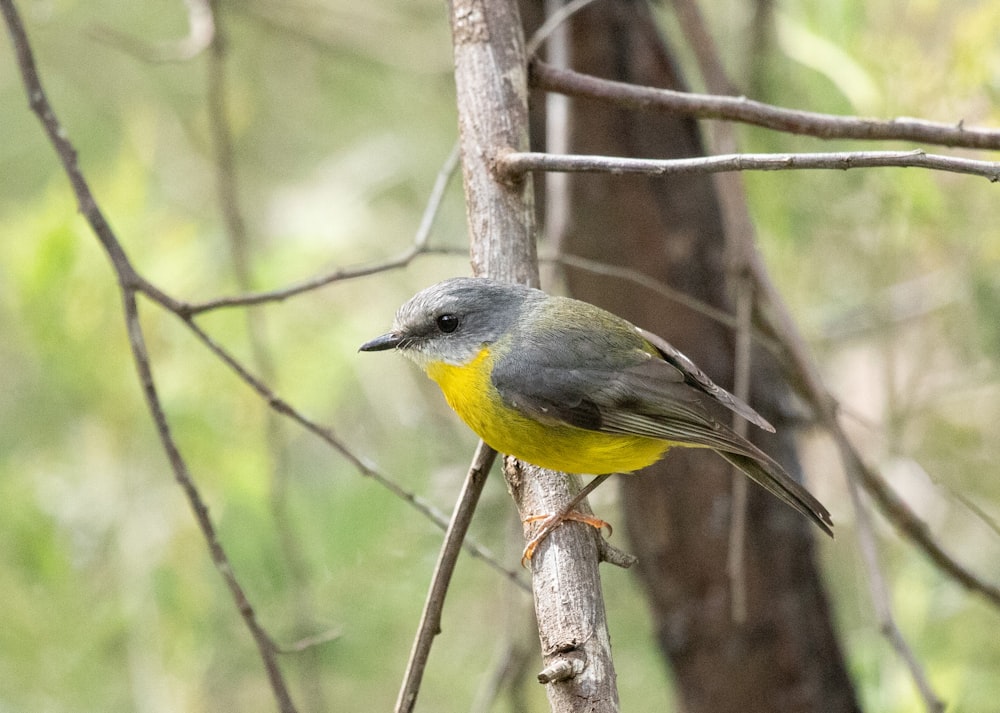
[1,0,999,711]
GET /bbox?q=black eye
[435,314,459,333]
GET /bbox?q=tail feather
[717,450,834,537]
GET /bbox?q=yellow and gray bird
[361,277,833,543]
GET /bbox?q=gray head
[359,277,543,368]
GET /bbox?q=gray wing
[636,327,774,432]
[491,321,771,447]
[493,348,772,463]
[491,319,834,536]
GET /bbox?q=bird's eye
[435,314,459,334]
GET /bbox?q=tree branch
[842,433,946,713]
[450,1,621,712]
[531,61,1000,150]
[178,313,527,589]
[395,442,498,713]
[497,148,1000,181]
[181,144,461,316]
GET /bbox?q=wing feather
[489,308,833,536]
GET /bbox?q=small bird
[361,277,833,558]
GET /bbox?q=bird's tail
[717,450,834,537]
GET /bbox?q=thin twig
[840,436,1000,608]
[181,143,461,316]
[841,433,946,713]
[126,290,299,713]
[548,253,752,337]
[946,486,1000,539]
[497,148,1000,181]
[524,0,599,57]
[395,441,499,713]
[277,627,343,655]
[178,313,528,589]
[746,242,1000,611]
[744,190,955,709]
[531,61,1000,150]
[666,0,757,623]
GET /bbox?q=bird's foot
[520,511,612,566]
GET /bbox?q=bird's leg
[521,473,614,565]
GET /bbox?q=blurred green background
[1,0,999,711]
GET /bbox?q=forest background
[2,0,1000,711]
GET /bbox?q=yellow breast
[424,348,669,474]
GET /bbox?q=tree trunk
[448,1,620,710]
[524,2,860,711]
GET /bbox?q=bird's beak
[359,331,403,352]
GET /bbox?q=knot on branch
[537,649,587,684]
[489,147,527,185]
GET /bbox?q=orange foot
[521,511,613,566]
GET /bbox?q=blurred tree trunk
[522,2,860,711]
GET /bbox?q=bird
[361,277,833,559]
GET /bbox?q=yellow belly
[424,349,670,474]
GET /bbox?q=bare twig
[497,148,1000,181]
[671,0,993,671]
[277,627,343,654]
[946,486,1000,539]
[524,0,599,57]
[451,1,621,711]
[535,0,573,263]
[531,61,1000,150]
[839,436,1000,608]
[842,434,946,713]
[178,313,527,588]
[727,151,953,708]
[668,0,736,97]
[125,292,299,713]
[666,0,758,624]
[547,252,768,343]
[182,143,461,316]
[395,441,498,713]
[170,135,511,580]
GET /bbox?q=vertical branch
[450,0,537,285]
[448,0,620,710]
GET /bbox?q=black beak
[359,332,403,352]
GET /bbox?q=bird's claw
[520,511,612,566]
